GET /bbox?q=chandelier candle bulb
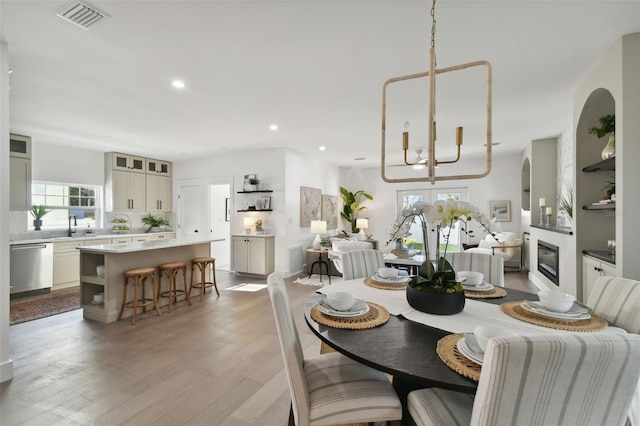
[546,207,553,215]
[402,122,410,149]
[456,127,463,145]
[539,198,546,207]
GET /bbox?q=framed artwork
[490,200,511,222]
[300,186,321,227]
[321,194,339,230]
[261,196,271,210]
[225,198,231,221]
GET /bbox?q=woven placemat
[363,277,408,291]
[436,333,481,382]
[464,286,507,299]
[310,302,390,329]
[500,301,608,332]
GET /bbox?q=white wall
[31,142,103,184]
[340,153,523,253]
[1,40,14,382]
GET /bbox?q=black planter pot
[406,285,465,315]
[33,219,42,231]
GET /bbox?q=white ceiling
[2,1,639,169]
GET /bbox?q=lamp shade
[310,220,327,234]
[356,218,369,229]
[243,217,253,227]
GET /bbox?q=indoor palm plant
[141,213,171,233]
[339,186,373,233]
[30,205,51,231]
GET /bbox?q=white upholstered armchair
[465,231,522,271]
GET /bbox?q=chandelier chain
[430,0,437,48]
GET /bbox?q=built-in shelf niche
[521,157,531,211]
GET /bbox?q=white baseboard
[0,358,14,383]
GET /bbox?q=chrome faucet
[68,215,77,237]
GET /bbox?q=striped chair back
[444,252,504,286]
[471,333,640,425]
[340,250,385,280]
[267,273,310,425]
[587,276,640,333]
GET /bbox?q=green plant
[339,186,373,233]
[255,219,263,230]
[602,175,615,198]
[588,114,615,138]
[141,213,171,232]
[30,205,51,220]
[554,187,573,218]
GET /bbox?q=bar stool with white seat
[158,261,191,312]
[118,267,162,325]
[189,257,219,301]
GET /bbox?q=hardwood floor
[1,270,538,426]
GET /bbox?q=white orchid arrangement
[387,199,499,293]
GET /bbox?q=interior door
[178,182,203,239]
[396,188,468,259]
[208,183,231,270]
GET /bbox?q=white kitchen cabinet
[134,233,176,242]
[146,158,172,176]
[146,175,172,212]
[107,169,146,212]
[111,152,145,173]
[582,254,616,303]
[111,236,132,244]
[231,235,275,275]
[10,157,31,211]
[53,238,113,289]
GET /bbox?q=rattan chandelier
[381,0,493,184]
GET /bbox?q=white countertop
[78,236,213,254]
[10,232,176,246]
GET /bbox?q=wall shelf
[582,156,615,172]
[582,203,615,210]
[530,224,573,235]
[237,190,273,194]
[237,209,273,212]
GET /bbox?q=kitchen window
[29,182,103,230]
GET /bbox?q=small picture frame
[489,200,511,222]
[261,196,271,210]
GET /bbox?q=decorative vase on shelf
[601,133,615,160]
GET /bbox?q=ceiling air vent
[55,1,109,30]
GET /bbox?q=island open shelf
[78,238,212,323]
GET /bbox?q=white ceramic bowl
[377,267,399,279]
[325,292,356,311]
[474,325,516,352]
[537,290,575,313]
[458,271,484,286]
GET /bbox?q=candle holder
[539,206,547,226]
[545,214,552,226]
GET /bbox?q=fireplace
[538,240,559,286]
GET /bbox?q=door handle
[194,229,199,233]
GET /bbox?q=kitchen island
[78,237,213,323]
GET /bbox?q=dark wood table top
[304,287,539,394]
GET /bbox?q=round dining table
[304,287,539,422]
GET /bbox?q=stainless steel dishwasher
[10,240,54,294]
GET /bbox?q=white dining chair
[407,333,640,426]
[327,240,374,276]
[443,252,504,287]
[338,249,386,280]
[587,276,640,334]
[267,273,402,426]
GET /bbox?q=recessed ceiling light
[270,124,278,131]
[8,69,12,74]
[319,146,326,151]
[172,80,185,89]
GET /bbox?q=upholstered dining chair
[407,333,640,426]
[338,249,386,280]
[587,276,640,334]
[267,273,402,426]
[444,252,504,287]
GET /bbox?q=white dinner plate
[462,282,494,292]
[371,274,410,284]
[520,301,591,321]
[457,336,484,365]
[318,300,370,317]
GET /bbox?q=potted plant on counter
[30,205,51,231]
[141,213,171,233]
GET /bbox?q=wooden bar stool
[158,261,191,313]
[118,267,162,325]
[189,257,219,301]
